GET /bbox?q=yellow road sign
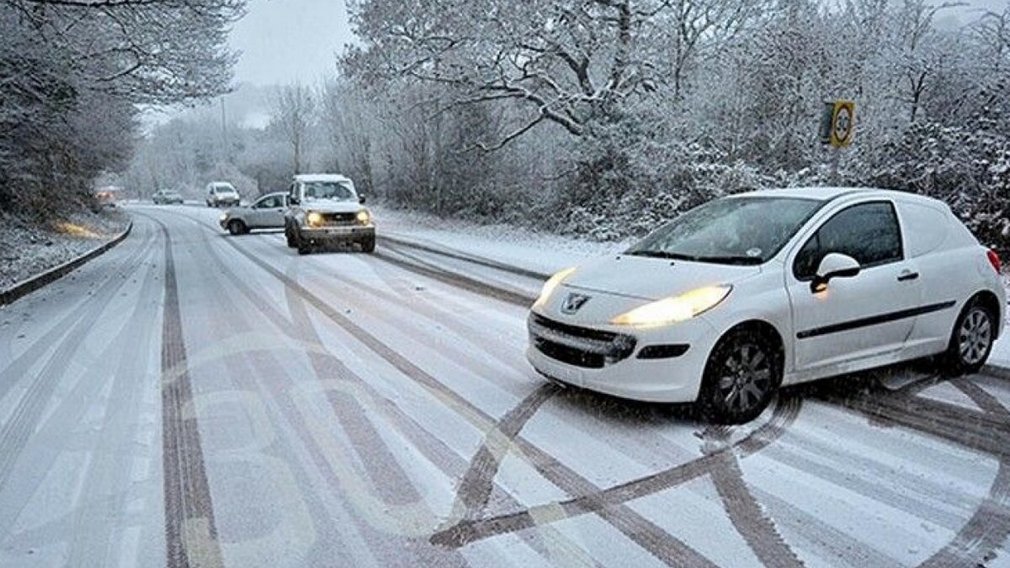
[830,100,856,148]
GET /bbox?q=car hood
[301,199,363,214]
[562,254,762,302]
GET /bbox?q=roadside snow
[374,206,631,275]
[0,208,130,290]
[990,269,1010,368]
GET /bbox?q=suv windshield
[626,196,820,265]
[303,181,354,201]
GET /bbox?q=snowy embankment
[375,205,1010,371]
[0,208,130,291]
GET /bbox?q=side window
[793,202,903,280]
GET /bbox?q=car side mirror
[811,253,860,293]
[358,195,367,205]
[289,196,299,206]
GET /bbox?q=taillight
[988,249,1002,274]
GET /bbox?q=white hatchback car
[528,188,1006,423]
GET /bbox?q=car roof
[294,174,352,184]
[734,187,947,208]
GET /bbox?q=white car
[206,181,240,208]
[528,187,1006,423]
[219,192,289,235]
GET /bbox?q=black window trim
[791,199,905,282]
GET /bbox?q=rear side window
[898,201,948,257]
[793,201,903,280]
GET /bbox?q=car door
[254,195,285,228]
[786,200,923,371]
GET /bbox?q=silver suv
[284,174,375,255]
[206,181,240,208]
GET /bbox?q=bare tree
[271,83,315,174]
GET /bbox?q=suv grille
[528,314,635,369]
[321,212,357,226]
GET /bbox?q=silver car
[219,192,289,235]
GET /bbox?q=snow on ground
[374,205,631,276]
[0,208,130,290]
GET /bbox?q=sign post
[819,100,856,184]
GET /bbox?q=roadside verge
[0,222,133,307]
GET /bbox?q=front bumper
[299,225,374,243]
[526,311,719,403]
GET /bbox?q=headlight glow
[533,267,576,309]
[219,213,227,222]
[611,285,732,327]
[356,210,371,224]
[307,212,323,227]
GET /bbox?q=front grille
[534,338,606,368]
[528,314,635,368]
[320,212,357,226]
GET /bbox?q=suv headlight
[611,285,732,327]
[307,212,323,227]
[533,267,576,309]
[356,210,371,225]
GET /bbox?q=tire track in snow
[155,217,223,568]
[0,223,156,495]
[166,207,800,566]
[192,212,711,565]
[918,378,1010,568]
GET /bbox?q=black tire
[227,220,246,236]
[698,327,781,424]
[943,297,996,375]
[295,231,311,255]
[285,225,297,248]
[360,236,376,253]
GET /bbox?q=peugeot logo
[561,293,591,314]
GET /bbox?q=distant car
[528,187,1006,424]
[94,186,120,207]
[206,182,240,208]
[283,174,375,255]
[219,192,289,235]
[152,189,184,205]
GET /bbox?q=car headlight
[307,212,323,227]
[533,267,576,309]
[219,213,228,222]
[356,210,371,225]
[611,285,732,327]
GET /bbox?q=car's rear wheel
[698,327,781,424]
[360,236,376,253]
[227,220,247,236]
[943,297,995,375]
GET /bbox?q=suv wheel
[360,236,376,254]
[285,225,297,248]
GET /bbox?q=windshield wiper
[692,255,764,266]
[625,250,698,260]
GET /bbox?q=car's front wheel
[360,235,376,253]
[227,220,247,236]
[698,327,781,424]
[295,231,311,255]
[943,297,996,375]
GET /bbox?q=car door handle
[897,271,919,282]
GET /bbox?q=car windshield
[626,196,821,265]
[303,181,354,201]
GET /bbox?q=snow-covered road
[1,205,1009,567]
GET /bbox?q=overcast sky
[227,0,1008,87]
[229,0,355,86]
